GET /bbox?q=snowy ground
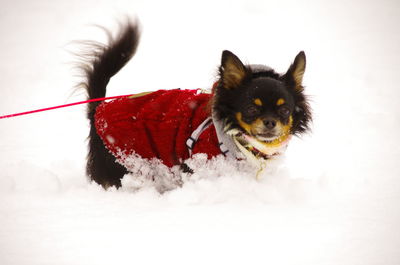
[1,0,400,264]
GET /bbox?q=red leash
[0,94,133,120]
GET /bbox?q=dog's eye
[278,106,290,117]
[245,105,260,117]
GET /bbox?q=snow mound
[119,153,322,205]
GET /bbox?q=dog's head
[213,50,311,146]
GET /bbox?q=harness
[186,117,229,157]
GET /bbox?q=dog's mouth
[225,126,291,161]
[254,133,279,142]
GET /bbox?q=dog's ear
[219,50,249,90]
[285,51,306,90]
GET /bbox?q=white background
[0,0,399,264]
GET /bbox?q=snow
[1,0,400,264]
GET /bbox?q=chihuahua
[79,21,311,189]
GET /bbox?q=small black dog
[79,21,311,189]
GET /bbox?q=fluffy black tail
[79,21,140,188]
[83,22,140,116]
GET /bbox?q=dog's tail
[78,21,140,188]
[81,21,140,117]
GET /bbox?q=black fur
[80,22,140,188]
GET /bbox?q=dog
[79,21,311,189]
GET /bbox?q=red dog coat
[95,89,228,169]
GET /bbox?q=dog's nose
[263,119,276,130]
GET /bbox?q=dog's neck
[211,113,291,169]
[212,113,245,160]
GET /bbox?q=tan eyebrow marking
[276,98,285,106]
[254,98,263,106]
